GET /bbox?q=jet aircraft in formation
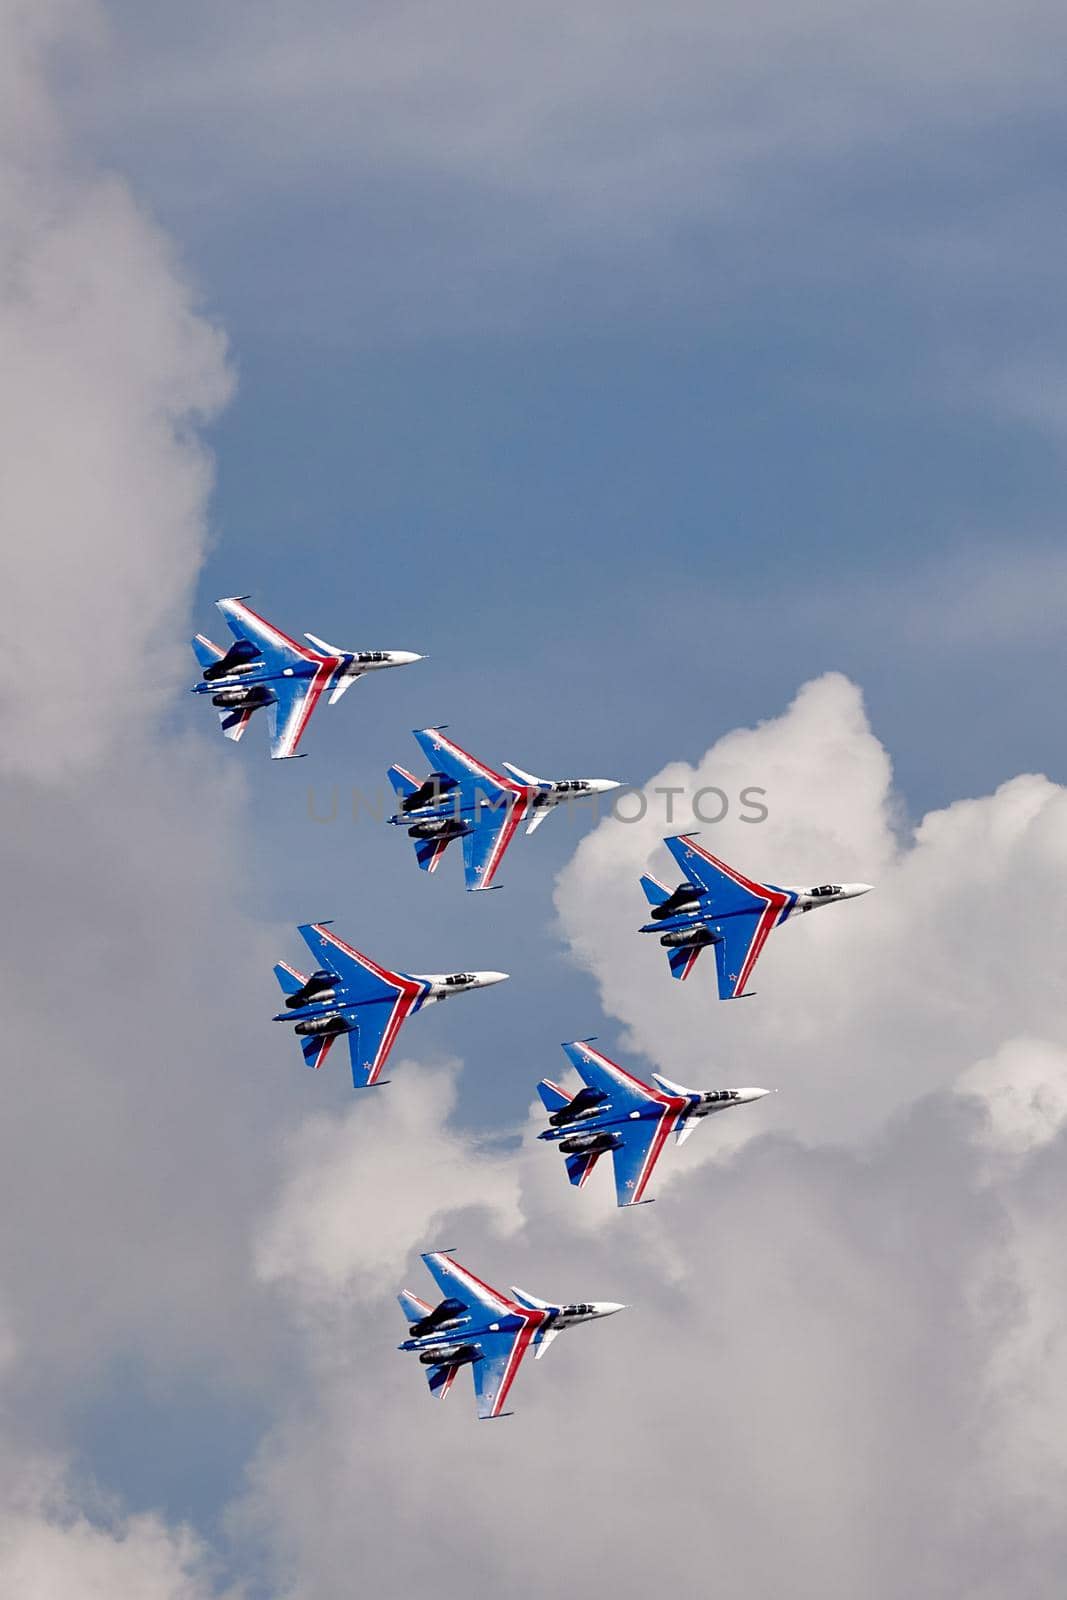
[538,1039,771,1205]
[193,591,876,1418]
[273,922,507,1087]
[640,833,871,998]
[398,1250,624,1419]
[191,597,422,758]
[388,727,621,890]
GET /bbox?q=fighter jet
[191,596,422,759]
[538,1038,772,1205]
[398,1250,625,1419]
[387,727,621,890]
[640,833,872,998]
[273,923,507,1088]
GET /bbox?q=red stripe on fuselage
[677,944,702,981]
[309,1033,336,1071]
[479,793,530,887]
[629,1108,681,1203]
[225,601,322,665]
[679,840,790,997]
[425,732,521,795]
[572,1043,678,1108]
[278,657,343,757]
[490,1315,544,1417]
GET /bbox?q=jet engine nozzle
[409,818,469,841]
[294,1014,350,1037]
[285,970,338,1009]
[417,1343,479,1367]
[558,1130,622,1155]
[548,1086,609,1127]
[210,684,273,710]
[402,772,458,813]
[409,1297,467,1339]
[202,638,262,681]
[659,926,714,949]
[650,882,701,921]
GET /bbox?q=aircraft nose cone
[846,883,873,898]
[592,779,623,793]
[478,971,510,987]
[595,1302,627,1318]
[736,1087,773,1101]
[391,651,424,666]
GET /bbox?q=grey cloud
[238,1071,1067,1600]
[62,0,1067,350]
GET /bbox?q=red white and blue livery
[640,833,872,998]
[387,728,621,890]
[273,923,507,1088]
[191,596,422,759]
[538,1039,772,1205]
[398,1250,624,1419]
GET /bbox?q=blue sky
[155,60,1067,1137]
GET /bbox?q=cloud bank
[232,674,1067,1598]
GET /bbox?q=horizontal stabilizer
[273,961,308,996]
[668,943,704,980]
[426,1361,461,1399]
[191,633,223,671]
[397,1289,432,1324]
[217,707,255,741]
[328,672,359,705]
[415,835,452,872]
[566,1149,603,1188]
[388,764,421,800]
[640,874,672,908]
[300,1031,337,1071]
[534,1326,560,1360]
[536,1079,572,1114]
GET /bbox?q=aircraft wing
[460,793,529,890]
[608,1110,682,1206]
[343,1015,405,1088]
[470,1324,541,1419]
[297,926,426,1084]
[420,1252,519,1318]
[217,598,321,673]
[264,668,340,759]
[663,836,777,912]
[707,905,786,1000]
[562,1040,670,1117]
[297,925,416,1005]
[412,729,513,801]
